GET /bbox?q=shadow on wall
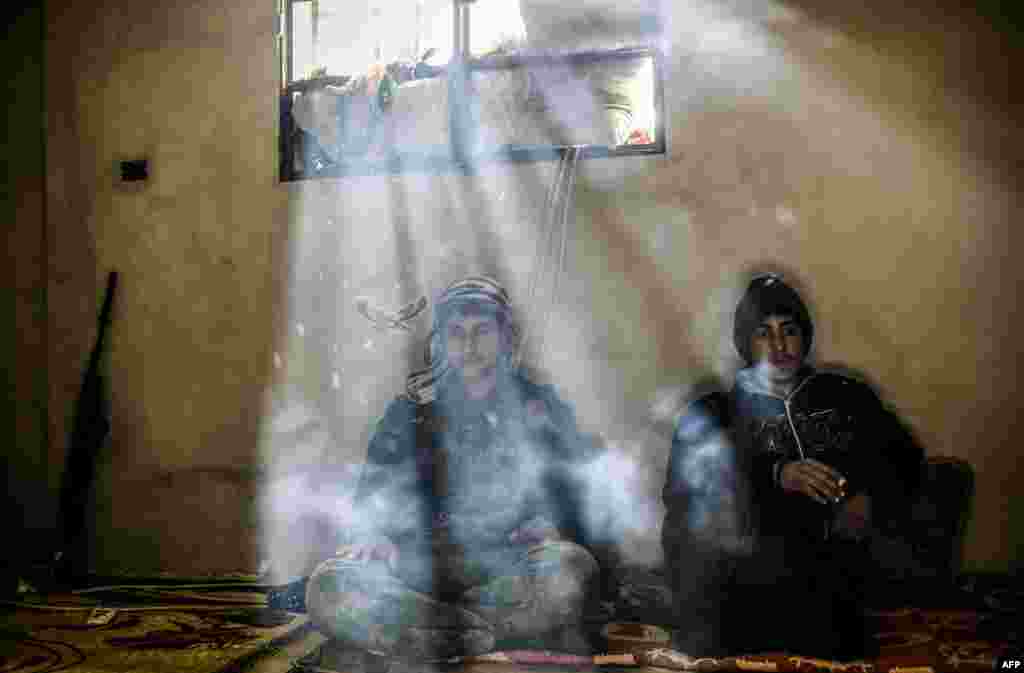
[3,0,52,579]
[579,189,701,382]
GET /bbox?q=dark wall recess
[119,159,148,182]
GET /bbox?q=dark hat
[733,274,813,364]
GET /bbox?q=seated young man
[661,273,923,660]
[306,276,601,660]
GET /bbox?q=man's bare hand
[335,538,400,572]
[779,459,847,505]
[832,493,872,541]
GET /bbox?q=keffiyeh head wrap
[405,276,520,404]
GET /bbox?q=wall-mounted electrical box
[119,159,148,182]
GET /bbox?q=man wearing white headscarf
[306,276,601,660]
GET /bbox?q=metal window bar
[277,1,665,180]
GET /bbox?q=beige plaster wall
[46,0,287,574]
[45,0,1021,575]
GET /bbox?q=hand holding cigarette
[779,458,848,505]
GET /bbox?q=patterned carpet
[0,594,317,673]
[290,574,1022,673]
[634,604,1019,672]
[2,575,1018,673]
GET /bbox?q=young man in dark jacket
[662,274,923,660]
[306,277,601,660]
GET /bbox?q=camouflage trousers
[305,540,598,659]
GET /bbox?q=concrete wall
[43,0,1022,576]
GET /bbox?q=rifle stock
[56,270,118,583]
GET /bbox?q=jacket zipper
[749,372,834,540]
[739,371,813,465]
[783,395,807,460]
[782,375,833,539]
[755,373,812,459]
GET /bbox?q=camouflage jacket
[354,372,598,551]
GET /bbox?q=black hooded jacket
[663,367,923,549]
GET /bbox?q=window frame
[278,0,666,181]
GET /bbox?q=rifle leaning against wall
[55,270,118,586]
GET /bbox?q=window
[279,0,665,179]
